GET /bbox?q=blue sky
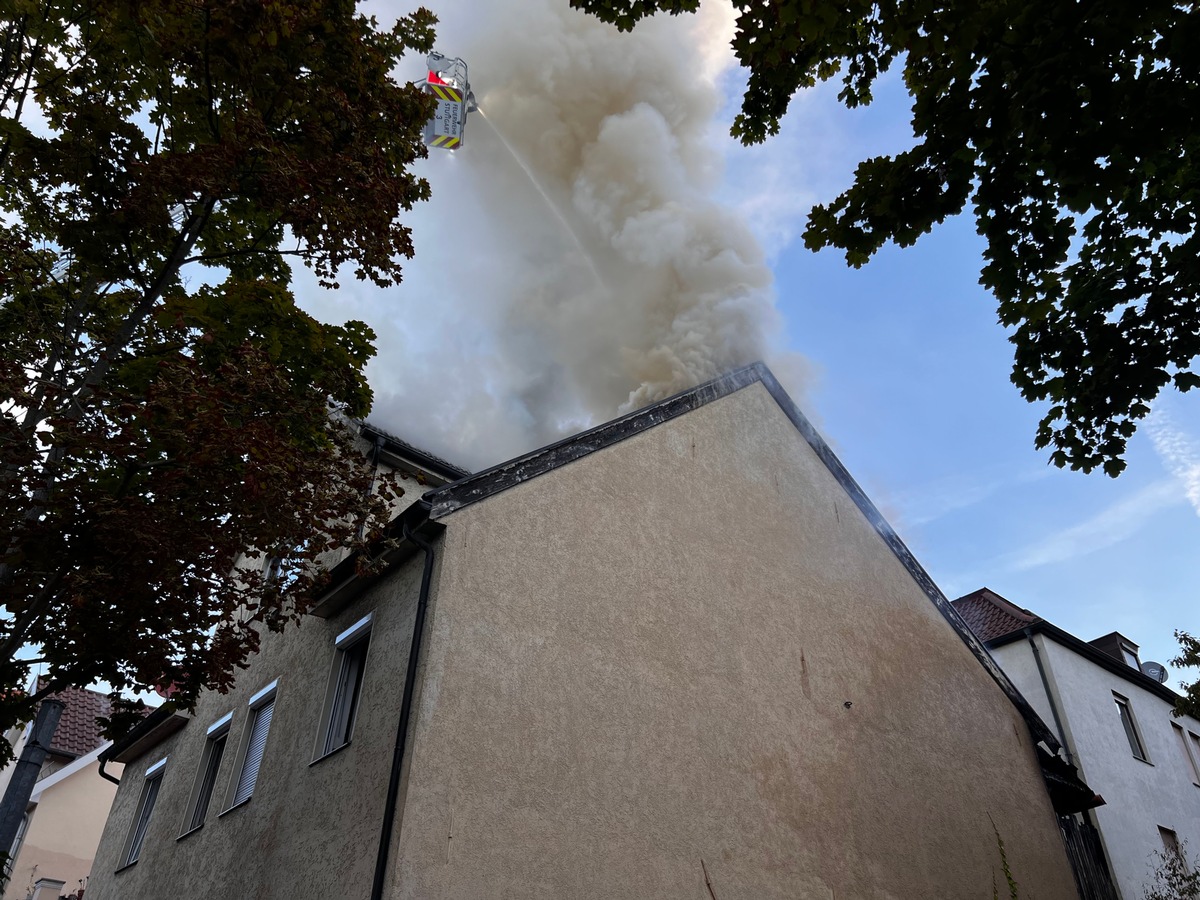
[306,1,1199,689]
[764,72,1200,684]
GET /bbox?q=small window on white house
[6,809,31,876]
[182,713,232,835]
[123,757,166,867]
[1160,826,1183,859]
[317,613,372,758]
[224,681,277,811]
[1120,642,1141,669]
[1171,723,1200,786]
[1113,693,1148,761]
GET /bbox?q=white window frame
[6,809,31,877]
[1113,692,1149,762]
[1160,826,1183,859]
[222,680,278,813]
[1171,722,1200,787]
[1120,641,1141,669]
[121,756,167,868]
[314,613,373,760]
[180,712,232,836]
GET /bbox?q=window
[1172,723,1200,786]
[6,810,30,876]
[225,681,277,811]
[318,613,372,758]
[123,757,166,867]
[182,713,231,835]
[1120,642,1141,669]
[1113,693,1148,761]
[1160,826,1183,859]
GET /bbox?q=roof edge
[100,706,188,766]
[359,423,471,482]
[425,363,768,519]
[417,361,1061,754]
[746,366,1063,753]
[988,620,1185,707]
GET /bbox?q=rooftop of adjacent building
[32,679,112,760]
[952,587,1180,704]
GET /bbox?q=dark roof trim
[359,423,470,482]
[307,506,443,618]
[420,361,1061,753]
[988,620,1182,705]
[100,706,189,766]
[424,364,768,519]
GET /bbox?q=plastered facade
[388,382,1076,898]
[89,378,1078,899]
[86,558,427,900]
[993,636,1200,898]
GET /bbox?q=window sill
[1133,756,1155,766]
[218,797,252,818]
[176,824,204,842]
[309,741,352,767]
[113,860,139,875]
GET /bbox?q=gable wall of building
[389,382,1078,899]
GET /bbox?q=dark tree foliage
[0,0,436,757]
[574,0,1200,477]
[1174,632,1200,722]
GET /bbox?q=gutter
[370,521,438,900]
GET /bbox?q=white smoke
[298,0,808,470]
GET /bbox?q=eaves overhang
[987,620,1183,706]
[100,706,189,766]
[307,501,444,619]
[359,423,470,483]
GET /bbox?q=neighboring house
[88,364,1097,900]
[954,587,1200,900]
[1,685,123,900]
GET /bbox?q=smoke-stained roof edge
[423,363,768,518]
[422,362,1068,755]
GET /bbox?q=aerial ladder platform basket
[421,52,477,150]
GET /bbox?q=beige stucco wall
[4,760,121,900]
[85,555,427,900]
[387,381,1078,899]
[86,378,1078,900]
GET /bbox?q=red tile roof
[35,679,112,758]
[952,588,1041,643]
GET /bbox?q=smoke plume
[301,0,804,470]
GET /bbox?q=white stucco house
[954,588,1200,900]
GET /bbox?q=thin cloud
[1146,409,1200,517]
[998,479,1181,572]
[895,466,1054,528]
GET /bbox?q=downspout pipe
[98,758,120,785]
[370,523,437,900]
[1026,627,1073,766]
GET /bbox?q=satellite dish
[1141,661,1169,684]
